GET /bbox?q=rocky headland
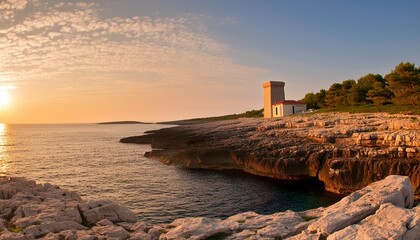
[0,175,419,239]
[121,112,420,198]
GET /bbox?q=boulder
[222,210,307,239]
[328,203,413,239]
[403,206,420,240]
[308,175,414,235]
[0,232,35,240]
[22,221,87,238]
[129,231,152,240]
[79,200,137,225]
[159,217,229,240]
[91,225,130,239]
[96,219,114,226]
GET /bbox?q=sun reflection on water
[0,123,9,175]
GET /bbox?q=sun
[0,90,11,108]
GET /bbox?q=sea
[0,123,339,224]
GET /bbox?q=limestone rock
[96,219,114,226]
[129,231,152,240]
[22,221,87,238]
[222,210,306,239]
[285,231,322,240]
[0,232,35,240]
[159,217,229,240]
[308,175,414,235]
[227,229,257,240]
[328,203,413,239]
[403,206,420,240]
[147,224,167,240]
[123,221,147,232]
[79,200,137,225]
[91,225,130,239]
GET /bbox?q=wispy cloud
[0,0,28,20]
[0,0,264,87]
[0,0,265,122]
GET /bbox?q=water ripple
[0,123,339,224]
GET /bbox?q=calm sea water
[0,123,339,224]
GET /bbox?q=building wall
[272,104,307,117]
[281,104,306,117]
[272,105,281,117]
[263,81,285,118]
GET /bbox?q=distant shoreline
[98,121,153,125]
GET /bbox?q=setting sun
[0,90,11,108]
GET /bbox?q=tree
[325,83,343,107]
[366,81,394,105]
[385,62,420,105]
[351,74,385,104]
[341,79,356,106]
[325,80,355,107]
[302,89,327,109]
[315,89,327,108]
[302,93,319,109]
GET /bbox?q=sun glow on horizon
[0,85,15,109]
[0,89,11,108]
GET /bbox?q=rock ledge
[121,112,420,197]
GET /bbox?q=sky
[0,0,419,123]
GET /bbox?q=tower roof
[263,81,285,88]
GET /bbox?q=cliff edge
[121,112,420,197]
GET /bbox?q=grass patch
[9,227,23,233]
[314,104,420,115]
[203,232,231,240]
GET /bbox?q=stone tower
[263,81,285,118]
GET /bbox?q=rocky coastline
[121,112,420,198]
[0,175,419,239]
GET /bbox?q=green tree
[302,93,319,109]
[341,79,356,106]
[325,83,343,107]
[325,80,356,107]
[302,89,327,109]
[315,89,327,107]
[385,62,420,105]
[352,74,385,104]
[366,81,394,105]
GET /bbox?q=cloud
[0,0,264,96]
[0,0,28,20]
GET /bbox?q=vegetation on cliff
[302,62,420,115]
[159,109,263,125]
